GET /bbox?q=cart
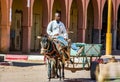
[65,43,102,80]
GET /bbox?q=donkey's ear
[37,36,42,39]
[44,34,48,38]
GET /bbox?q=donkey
[37,35,68,81]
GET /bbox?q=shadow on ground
[64,78,96,82]
[63,78,120,82]
[12,62,44,67]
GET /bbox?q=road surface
[0,61,119,82]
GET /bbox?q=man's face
[55,13,61,21]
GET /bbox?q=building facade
[0,0,120,53]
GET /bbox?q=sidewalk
[0,53,120,62]
[0,53,44,62]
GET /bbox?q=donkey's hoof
[48,78,51,82]
[62,76,65,80]
[56,75,60,78]
[59,78,61,81]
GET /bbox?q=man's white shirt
[47,20,68,39]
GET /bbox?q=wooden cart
[65,43,102,79]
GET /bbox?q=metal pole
[106,0,112,55]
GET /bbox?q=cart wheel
[90,61,99,80]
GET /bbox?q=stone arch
[69,0,83,42]
[86,0,100,44]
[101,0,114,49]
[10,0,24,51]
[52,0,66,26]
[86,0,94,43]
[31,0,49,52]
[31,0,43,51]
[117,5,120,49]
[92,0,99,29]
[31,0,49,33]
[102,0,114,29]
[42,0,49,33]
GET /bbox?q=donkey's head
[37,35,50,54]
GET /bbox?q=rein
[44,41,59,58]
[41,41,50,51]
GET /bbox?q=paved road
[0,62,120,82]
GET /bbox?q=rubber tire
[90,61,99,80]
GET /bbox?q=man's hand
[54,34,59,36]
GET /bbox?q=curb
[28,55,44,61]
[0,54,44,61]
[6,55,28,61]
[0,54,120,62]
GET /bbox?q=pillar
[22,26,31,53]
[0,25,10,53]
[77,28,86,42]
[0,0,10,53]
[22,0,33,53]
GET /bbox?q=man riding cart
[46,11,82,61]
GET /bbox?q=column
[77,28,86,42]
[22,26,31,53]
[22,0,32,53]
[0,25,10,53]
